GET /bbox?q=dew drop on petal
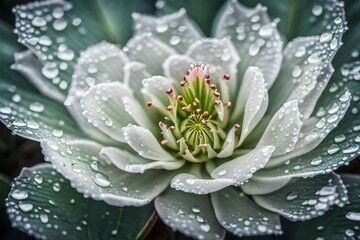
[11,189,28,200]
[93,173,111,187]
[346,212,360,221]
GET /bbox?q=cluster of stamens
[147,63,239,162]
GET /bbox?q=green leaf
[6,163,155,240]
[280,174,360,240]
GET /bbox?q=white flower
[2,0,360,239]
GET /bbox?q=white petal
[257,100,303,156]
[211,187,283,237]
[241,174,292,195]
[65,42,128,142]
[122,124,176,161]
[123,61,152,101]
[125,33,176,75]
[186,38,240,100]
[163,54,194,82]
[41,139,173,207]
[253,173,348,221]
[170,173,234,194]
[81,82,154,142]
[211,146,275,185]
[132,9,202,53]
[155,188,226,240]
[12,50,65,102]
[141,75,174,114]
[101,147,184,173]
[217,124,240,158]
[214,0,282,88]
[233,67,268,145]
[267,91,351,167]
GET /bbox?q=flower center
[149,63,236,162]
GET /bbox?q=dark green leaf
[6,164,155,240]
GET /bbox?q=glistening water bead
[148,63,238,162]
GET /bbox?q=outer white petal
[257,100,303,156]
[232,67,268,145]
[211,187,283,237]
[132,8,202,53]
[253,173,348,221]
[170,173,234,194]
[155,188,226,240]
[214,0,283,88]
[211,146,275,185]
[241,174,292,195]
[122,124,175,161]
[123,61,151,101]
[41,139,174,207]
[65,42,128,143]
[12,50,65,102]
[125,33,176,75]
[101,147,185,173]
[81,82,156,142]
[267,91,351,167]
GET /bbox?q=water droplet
[292,65,302,78]
[52,129,63,138]
[29,102,45,113]
[200,223,210,232]
[71,164,81,173]
[53,183,61,192]
[310,157,323,166]
[286,191,298,201]
[11,189,28,200]
[346,212,360,221]
[258,25,273,38]
[42,63,59,79]
[40,213,49,223]
[93,173,111,187]
[257,225,267,233]
[345,229,355,237]
[295,46,306,57]
[169,36,181,46]
[248,43,260,56]
[343,144,359,154]
[90,161,99,171]
[327,144,339,154]
[34,175,43,184]
[217,169,227,176]
[27,121,40,129]
[57,48,75,61]
[318,186,336,196]
[191,206,200,213]
[0,106,12,114]
[312,5,323,16]
[319,33,333,43]
[53,18,67,31]
[156,24,168,33]
[31,16,47,27]
[19,203,33,212]
[308,52,322,64]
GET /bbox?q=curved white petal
[12,50,65,102]
[125,33,176,75]
[122,124,175,161]
[41,139,173,207]
[163,54,194,82]
[170,173,234,194]
[65,42,128,143]
[132,8,202,53]
[155,188,226,240]
[211,187,283,237]
[267,91,351,167]
[123,61,152,101]
[211,146,275,185]
[253,173,348,221]
[241,174,292,195]
[232,67,268,145]
[101,146,184,173]
[81,82,154,142]
[257,100,303,156]
[214,0,282,88]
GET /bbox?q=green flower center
[150,63,237,162]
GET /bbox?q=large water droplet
[93,173,111,187]
[346,212,360,221]
[31,17,47,27]
[29,102,45,113]
[11,189,28,200]
[19,203,33,212]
